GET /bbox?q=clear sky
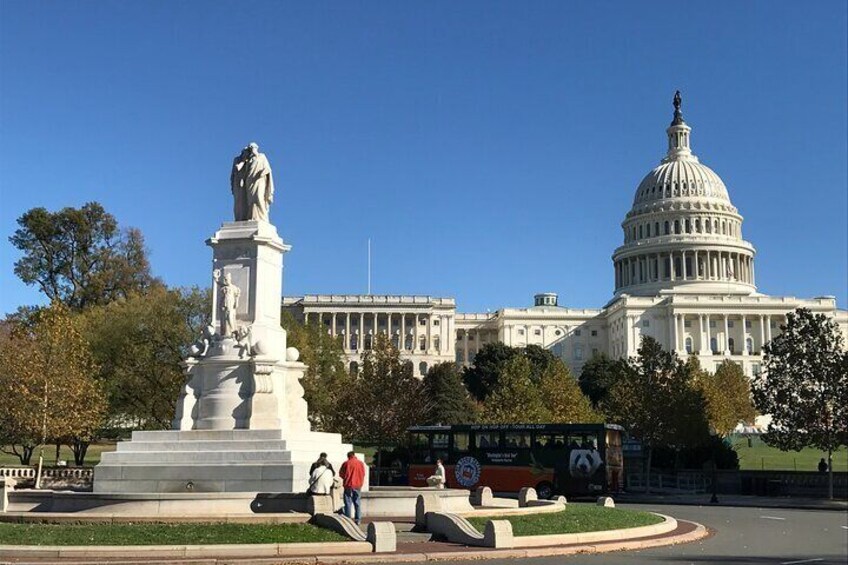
[1,1,846,316]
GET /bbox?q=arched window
[728,338,735,354]
[710,337,718,354]
[639,225,643,239]
[706,220,711,233]
[419,362,428,376]
[664,221,670,235]
[405,333,413,351]
[746,337,753,354]
[694,218,700,232]
[349,361,359,375]
[685,337,693,354]
[655,222,660,235]
[364,334,373,350]
[674,220,681,234]
[419,336,426,351]
[350,335,358,350]
[685,219,691,233]
[646,223,651,237]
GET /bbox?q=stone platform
[94,429,354,494]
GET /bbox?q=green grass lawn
[0,523,347,546]
[467,504,663,536]
[729,435,848,472]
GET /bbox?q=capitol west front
[284,97,847,392]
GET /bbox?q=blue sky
[1,1,846,315]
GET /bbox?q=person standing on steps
[339,451,366,524]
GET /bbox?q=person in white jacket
[426,458,446,489]
[309,462,335,495]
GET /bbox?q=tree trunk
[71,439,89,466]
[827,448,833,500]
[55,442,61,464]
[644,444,653,495]
[375,441,383,487]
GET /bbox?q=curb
[0,519,708,564]
[618,497,848,512]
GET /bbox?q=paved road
[411,504,848,565]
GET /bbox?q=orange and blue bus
[407,423,624,499]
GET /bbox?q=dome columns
[614,248,755,294]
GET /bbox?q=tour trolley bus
[407,423,624,498]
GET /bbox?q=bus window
[432,433,449,449]
[504,432,530,448]
[582,434,598,450]
[475,432,501,449]
[453,432,470,453]
[410,433,429,447]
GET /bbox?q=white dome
[633,158,730,206]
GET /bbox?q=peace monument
[93,144,356,494]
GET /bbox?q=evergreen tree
[423,362,478,425]
[578,352,629,406]
[462,342,516,401]
[753,308,847,499]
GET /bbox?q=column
[759,314,765,350]
[699,315,709,354]
[741,314,748,355]
[476,330,482,354]
[668,312,675,352]
[678,314,686,351]
[414,314,420,352]
[682,250,687,280]
[331,313,337,337]
[463,330,469,364]
[304,312,309,326]
[401,313,407,350]
[723,314,730,354]
[669,252,675,281]
[706,314,712,354]
[359,312,365,347]
[345,313,351,349]
[694,250,699,279]
[386,313,392,341]
[427,314,433,353]
[765,315,772,342]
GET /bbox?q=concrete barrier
[415,493,443,527]
[470,486,493,506]
[310,513,366,542]
[367,521,397,552]
[518,487,538,507]
[425,512,514,549]
[597,496,615,507]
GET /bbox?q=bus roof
[408,423,624,433]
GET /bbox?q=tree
[423,362,478,425]
[463,343,557,402]
[347,334,430,481]
[281,311,352,431]
[10,202,154,311]
[538,360,602,423]
[694,358,757,436]
[602,337,708,491]
[481,356,547,424]
[752,308,847,499]
[0,304,106,466]
[579,352,629,407]
[78,286,209,433]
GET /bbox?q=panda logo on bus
[454,456,481,487]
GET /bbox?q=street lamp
[709,427,719,504]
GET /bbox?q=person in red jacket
[339,451,366,523]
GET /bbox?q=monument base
[93,429,359,494]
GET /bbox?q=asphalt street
[408,504,848,565]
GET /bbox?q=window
[574,345,584,361]
[710,321,717,328]
[664,221,670,235]
[728,321,735,328]
[639,225,643,239]
[728,338,736,354]
[642,320,650,328]
[419,361,428,376]
[456,350,464,363]
[746,320,752,329]
[419,336,426,351]
[350,335,358,350]
[474,432,501,449]
[554,330,562,336]
[674,220,681,234]
[746,337,754,354]
[752,363,762,376]
[504,432,531,448]
[592,347,599,356]
[432,433,449,449]
[518,329,525,336]
[685,337,693,354]
[410,433,429,448]
[684,321,692,328]
[434,335,441,351]
[710,337,718,354]
[534,329,541,336]
[575,329,582,336]
[349,361,359,375]
[591,330,598,337]
[655,222,660,235]
[419,318,427,326]
[364,334,373,350]
[646,224,651,237]
[433,319,440,326]
[453,432,469,452]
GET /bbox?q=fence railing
[626,470,710,494]
[0,467,94,480]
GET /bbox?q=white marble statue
[231,142,274,222]
[216,270,241,336]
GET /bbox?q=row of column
[304,311,452,355]
[625,215,740,243]
[615,249,754,289]
[455,329,490,364]
[660,312,782,355]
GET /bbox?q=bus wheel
[535,481,554,500]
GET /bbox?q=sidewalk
[616,492,848,511]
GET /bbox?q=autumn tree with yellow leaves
[0,304,106,466]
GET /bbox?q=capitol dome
[612,92,757,297]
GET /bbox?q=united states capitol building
[284,95,847,379]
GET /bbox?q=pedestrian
[339,451,366,524]
[426,458,446,488]
[308,457,334,495]
[818,457,828,473]
[310,453,335,476]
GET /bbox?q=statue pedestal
[93,220,363,494]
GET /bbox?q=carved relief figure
[216,270,241,336]
[231,142,274,222]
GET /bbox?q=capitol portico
[283,93,847,384]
